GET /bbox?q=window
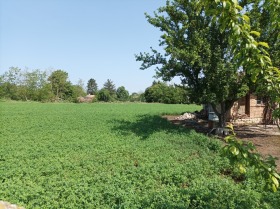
[256,97,263,105]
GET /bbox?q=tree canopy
[87,78,98,95]
[136,0,279,126]
[103,79,116,98]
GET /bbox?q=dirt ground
[163,115,280,171]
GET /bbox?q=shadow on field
[110,114,191,140]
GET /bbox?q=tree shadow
[110,114,191,140]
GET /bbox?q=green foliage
[136,0,250,126]
[47,70,70,100]
[144,81,188,104]
[0,68,88,102]
[129,92,145,102]
[86,78,98,95]
[116,86,129,101]
[97,88,113,102]
[222,124,280,192]
[0,102,279,208]
[103,79,116,98]
[71,85,87,102]
[198,0,280,124]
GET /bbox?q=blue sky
[0,0,177,93]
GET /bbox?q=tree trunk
[211,101,234,128]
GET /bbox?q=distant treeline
[0,67,188,103]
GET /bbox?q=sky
[0,0,180,93]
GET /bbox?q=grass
[0,102,279,208]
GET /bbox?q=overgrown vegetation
[0,102,279,208]
[222,124,280,192]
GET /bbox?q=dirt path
[234,125,280,171]
[164,115,280,171]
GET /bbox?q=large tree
[87,78,98,95]
[136,0,249,126]
[103,79,116,98]
[20,69,48,101]
[199,0,280,125]
[116,86,129,101]
[0,67,22,100]
[48,70,70,100]
[144,81,188,104]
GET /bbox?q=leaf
[224,136,230,142]
[239,165,246,174]
[226,123,233,131]
[236,5,243,10]
[273,172,280,179]
[242,152,248,158]
[263,55,272,63]
[272,184,277,192]
[234,25,240,35]
[230,146,239,155]
[260,57,265,67]
[250,31,260,37]
[258,42,269,48]
[223,1,227,8]
[242,15,250,23]
[272,176,279,188]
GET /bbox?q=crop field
[0,102,279,208]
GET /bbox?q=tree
[198,0,280,126]
[97,88,112,102]
[103,79,116,98]
[136,0,248,126]
[243,0,280,124]
[0,67,22,100]
[20,69,48,101]
[144,81,188,104]
[116,86,129,101]
[48,70,69,100]
[87,78,98,95]
[130,92,145,102]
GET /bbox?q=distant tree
[144,82,188,104]
[116,86,129,101]
[48,70,69,100]
[21,69,48,101]
[97,88,112,102]
[144,82,166,103]
[103,79,116,98]
[37,83,55,102]
[71,84,86,102]
[87,78,98,95]
[0,67,23,100]
[77,79,85,91]
[130,92,145,102]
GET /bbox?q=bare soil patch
[163,115,280,171]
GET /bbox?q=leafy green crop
[0,102,279,208]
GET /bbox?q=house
[77,95,95,103]
[230,94,265,124]
[204,94,266,125]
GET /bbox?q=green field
[0,102,279,208]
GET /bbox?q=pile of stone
[175,112,197,120]
[0,201,24,209]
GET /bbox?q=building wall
[229,94,265,123]
[204,94,266,124]
[250,94,265,118]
